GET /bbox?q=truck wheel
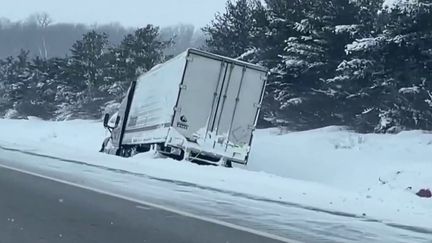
[99,137,110,153]
[170,150,185,161]
[222,159,233,168]
[119,146,133,157]
[99,143,105,153]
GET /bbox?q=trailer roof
[187,48,268,73]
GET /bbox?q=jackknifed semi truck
[101,48,267,166]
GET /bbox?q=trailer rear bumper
[164,128,249,165]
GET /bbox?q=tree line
[0,25,170,120]
[0,15,205,59]
[204,0,432,132]
[1,0,432,133]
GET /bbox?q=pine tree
[14,56,56,119]
[51,57,82,120]
[69,31,111,99]
[265,0,380,129]
[254,0,303,126]
[112,25,169,85]
[203,0,265,60]
[0,50,33,118]
[0,56,15,116]
[64,30,112,119]
[331,0,432,132]
[102,25,169,115]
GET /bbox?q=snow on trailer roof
[186,48,268,73]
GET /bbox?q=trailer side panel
[122,53,186,145]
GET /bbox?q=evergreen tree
[254,0,303,126]
[69,31,111,99]
[0,56,15,115]
[261,0,385,129]
[112,25,169,85]
[0,50,32,118]
[203,0,265,60]
[14,56,56,119]
[100,24,170,114]
[63,31,112,118]
[331,0,432,132]
[51,57,83,120]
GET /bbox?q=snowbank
[0,119,431,231]
[250,127,432,192]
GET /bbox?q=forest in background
[0,14,205,58]
[1,0,431,133]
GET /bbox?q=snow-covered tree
[60,31,112,119]
[112,25,169,84]
[265,0,383,129]
[203,0,266,60]
[331,0,432,132]
[14,56,57,119]
[69,31,111,98]
[0,56,15,115]
[0,50,33,118]
[104,24,169,108]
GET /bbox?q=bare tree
[35,12,52,59]
[35,12,52,29]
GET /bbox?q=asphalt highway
[0,165,285,243]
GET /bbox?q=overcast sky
[0,0,227,27]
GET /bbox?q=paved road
[0,166,285,243]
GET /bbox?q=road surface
[0,166,284,243]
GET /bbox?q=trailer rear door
[212,66,266,147]
[172,52,227,140]
[172,50,266,150]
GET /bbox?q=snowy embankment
[0,118,431,230]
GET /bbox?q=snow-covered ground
[0,118,431,242]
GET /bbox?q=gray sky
[0,0,227,27]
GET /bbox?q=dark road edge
[0,162,299,243]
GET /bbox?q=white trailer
[102,49,267,166]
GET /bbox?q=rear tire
[221,159,233,168]
[118,146,135,157]
[99,137,110,153]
